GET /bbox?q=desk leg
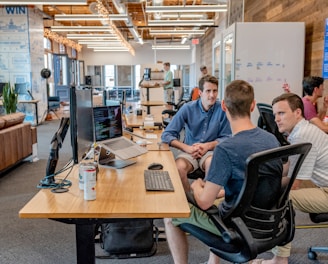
[35,102,39,125]
[75,224,95,264]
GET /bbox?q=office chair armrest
[185,192,240,243]
[162,109,177,115]
[309,213,328,223]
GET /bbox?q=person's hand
[192,143,209,157]
[323,95,328,110]
[282,81,291,93]
[184,144,200,159]
[191,178,205,191]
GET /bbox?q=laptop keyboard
[144,170,174,191]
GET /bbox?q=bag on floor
[96,219,159,259]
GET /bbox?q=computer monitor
[0,82,6,96]
[70,86,94,163]
[15,83,28,94]
[144,68,151,81]
[121,90,127,113]
[173,78,181,87]
[92,105,122,142]
[15,83,31,100]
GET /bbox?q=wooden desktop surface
[125,128,170,151]
[19,151,190,219]
[124,112,163,128]
[0,99,40,105]
[141,100,165,106]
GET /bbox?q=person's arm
[192,140,219,157]
[317,95,328,120]
[191,179,221,210]
[170,139,198,155]
[309,117,328,133]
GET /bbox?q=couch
[0,112,37,174]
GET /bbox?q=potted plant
[2,82,18,114]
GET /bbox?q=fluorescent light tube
[54,14,129,22]
[66,34,119,39]
[149,29,206,35]
[148,19,215,26]
[0,0,86,4]
[152,45,190,50]
[51,26,114,32]
[146,5,227,13]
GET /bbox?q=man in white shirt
[252,93,328,264]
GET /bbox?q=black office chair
[162,98,188,128]
[48,96,61,118]
[307,213,328,260]
[257,103,290,146]
[179,143,312,263]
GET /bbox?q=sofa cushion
[1,112,25,129]
[0,117,4,129]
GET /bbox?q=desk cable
[37,158,74,192]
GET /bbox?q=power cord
[37,158,74,192]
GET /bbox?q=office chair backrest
[180,142,312,263]
[257,103,289,146]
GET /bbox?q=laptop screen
[93,105,123,142]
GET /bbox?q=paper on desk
[145,134,157,139]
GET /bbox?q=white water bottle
[83,165,97,200]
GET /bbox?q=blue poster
[323,18,328,79]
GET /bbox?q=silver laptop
[97,147,136,169]
[93,105,147,160]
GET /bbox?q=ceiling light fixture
[95,0,135,55]
[0,0,86,4]
[93,48,130,52]
[50,26,114,32]
[84,44,123,48]
[149,29,206,35]
[79,41,121,45]
[148,19,215,26]
[54,14,129,22]
[160,14,205,19]
[146,5,227,13]
[66,34,119,40]
[152,45,190,50]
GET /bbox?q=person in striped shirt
[252,92,328,264]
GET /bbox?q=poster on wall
[322,18,328,79]
[0,6,31,85]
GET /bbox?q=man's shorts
[172,202,222,236]
[176,150,214,173]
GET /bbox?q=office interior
[1,0,328,263]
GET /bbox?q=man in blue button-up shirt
[161,76,231,192]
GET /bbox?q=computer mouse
[148,163,163,170]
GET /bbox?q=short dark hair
[272,93,304,117]
[302,76,324,96]
[200,65,206,70]
[199,75,218,91]
[224,80,254,118]
[163,62,170,67]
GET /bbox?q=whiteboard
[225,22,305,124]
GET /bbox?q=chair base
[308,246,328,260]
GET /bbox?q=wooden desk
[124,112,163,128]
[126,128,170,151]
[19,151,190,264]
[141,100,165,114]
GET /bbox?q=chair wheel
[308,249,317,260]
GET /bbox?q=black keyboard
[144,170,174,191]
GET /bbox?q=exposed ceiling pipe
[112,0,143,44]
